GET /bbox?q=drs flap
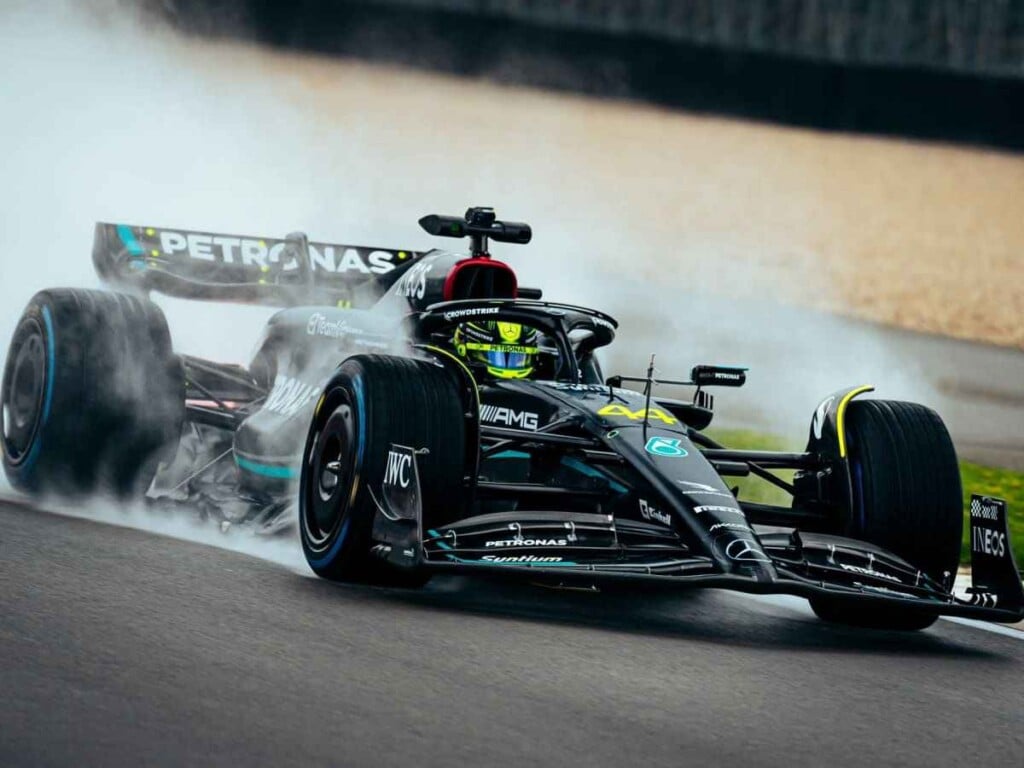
[92,222,425,307]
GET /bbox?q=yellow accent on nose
[836,385,875,457]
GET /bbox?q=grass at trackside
[707,429,1024,567]
[704,429,795,508]
[958,461,1024,564]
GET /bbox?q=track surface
[2,502,1023,767]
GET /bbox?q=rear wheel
[1,289,184,498]
[810,399,963,631]
[299,354,467,587]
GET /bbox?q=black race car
[3,207,1021,631]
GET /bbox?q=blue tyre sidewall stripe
[852,459,866,532]
[307,373,364,569]
[19,305,56,474]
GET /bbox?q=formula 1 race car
[3,207,1022,631]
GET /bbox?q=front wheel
[810,399,963,631]
[299,354,467,587]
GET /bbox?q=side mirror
[691,365,747,388]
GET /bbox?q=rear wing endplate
[92,222,425,308]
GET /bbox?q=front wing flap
[367,438,1023,624]
[415,500,1024,625]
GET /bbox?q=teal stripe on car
[116,224,144,255]
[235,455,298,480]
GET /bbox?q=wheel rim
[302,400,356,552]
[2,319,47,464]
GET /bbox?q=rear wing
[92,223,426,308]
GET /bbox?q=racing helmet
[454,321,539,379]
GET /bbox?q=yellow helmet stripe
[487,365,534,379]
[462,342,540,355]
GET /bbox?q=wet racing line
[3,499,1024,768]
[6,491,1024,641]
[739,592,1024,641]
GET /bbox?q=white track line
[737,592,1024,641]
[939,616,1024,640]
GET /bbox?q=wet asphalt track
[2,500,1023,768]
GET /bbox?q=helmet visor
[483,349,530,372]
[464,342,537,374]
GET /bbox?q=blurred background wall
[155,0,1024,149]
[2,0,1020,464]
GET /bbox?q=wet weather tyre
[1,289,185,498]
[299,355,466,588]
[810,399,963,631]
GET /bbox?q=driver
[454,321,539,379]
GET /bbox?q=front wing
[372,448,1024,625]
